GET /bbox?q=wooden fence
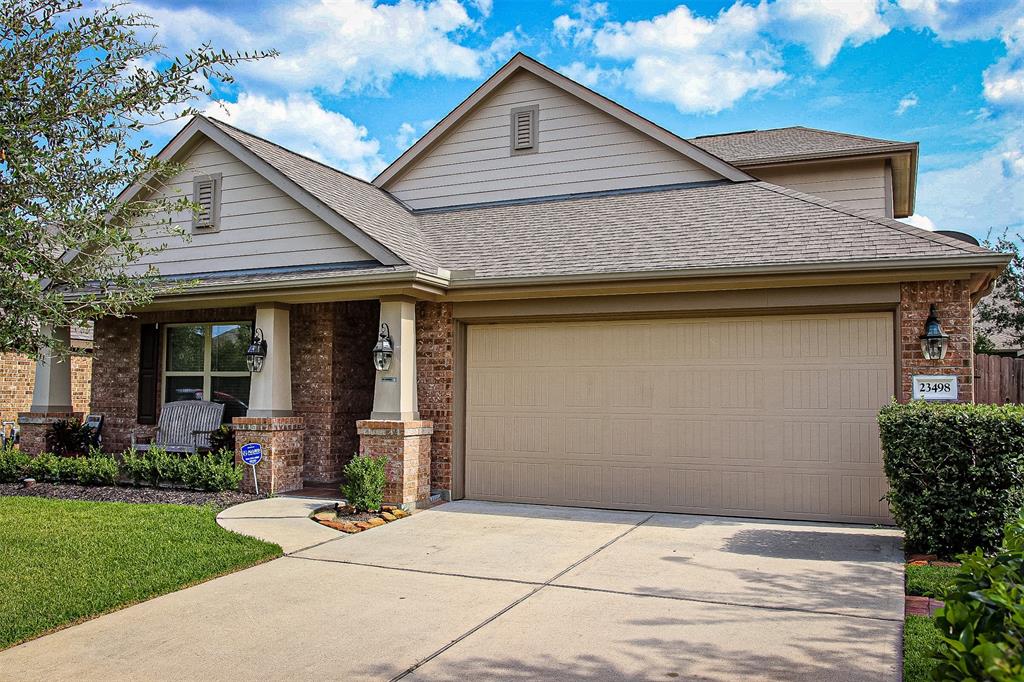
[974,353,1024,404]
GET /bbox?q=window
[192,173,221,231]
[510,105,539,155]
[163,322,252,422]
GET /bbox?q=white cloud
[553,0,1024,114]
[138,0,517,95]
[393,119,436,151]
[205,93,387,179]
[895,92,919,115]
[915,134,1024,234]
[769,0,889,66]
[899,213,936,230]
[983,18,1024,107]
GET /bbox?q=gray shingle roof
[417,181,992,280]
[689,126,911,165]
[206,117,439,271]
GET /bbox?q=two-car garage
[464,312,895,524]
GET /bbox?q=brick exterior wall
[0,353,91,428]
[416,301,454,492]
[233,416,305,494]
[356,420,433,505]
[89,303,376,482]
[898,280,974,403]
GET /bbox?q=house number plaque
[912,375,958,401]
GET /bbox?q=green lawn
[906,563,959,597]
[904,615,943,681]
[0,496,281,650]
[903,564,958,681]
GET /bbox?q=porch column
[247,303,292,417]
[232,304,303,494]
[357,299,433,508]
[18,325,75,454]
[370,299,418,420]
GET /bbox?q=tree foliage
[975,231,1024,350]
[0,0,274,356]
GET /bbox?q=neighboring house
[18,53,1007,525]
[1,326,92,431]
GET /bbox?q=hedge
[879,400,1024,556]
[0,445,242,492]
[341,454,387,511]
[933,513,1024,680]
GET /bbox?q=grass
[904,615,943,681]
[0,496,281,650]
[906,563,959,597]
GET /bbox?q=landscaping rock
[354,521,374,530]
[365,517,386,528]
[336,503,357,515]
[380,511,397,522]
[320,520,361,533]
[392,509,409,519]
[382,505,398,512]
[312,511,336,522]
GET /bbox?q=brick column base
[232,417,305,495]
[356,420,433,507]
[16,412,76,455]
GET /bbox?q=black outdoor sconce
[246,328,268,373]
[372,323,394,371]
[919,304,950,360]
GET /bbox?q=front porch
[18,299,455,507]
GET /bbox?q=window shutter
[510,105,538,153]
[192,174,220,230]
[137,323,160,425]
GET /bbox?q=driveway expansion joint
[388,513,655,681]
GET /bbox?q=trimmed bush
[879,400,1024,556]
[933,514,1024,680]
[341,455,387,512]
[181,450,243,492]
[77,455,119,486]
[0,446,31,483]
[121,449,148,486]
[26,452,62,482]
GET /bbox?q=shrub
[121,449,148,486]
[78,455,119,486]
[141,447,184,487]
[341,455,387,512]
[26,453,62,482]
[44,419,96,457]
[55,456,85,483]
[879,400,1024,556]
[208,425,235,453]
[933,514,1024,680]
[0,446,31,483]
[180,450,243,492]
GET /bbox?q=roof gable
[374,53,752,200]
[119,116,420,268]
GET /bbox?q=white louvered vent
[192,174,220,231]
[510,105,538,153]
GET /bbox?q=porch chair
[131,400,225,454]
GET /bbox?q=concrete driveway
[0,500,904,681]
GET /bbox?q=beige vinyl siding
[126,139,372,276]
[389,71,722,209]
[752,159,889,217]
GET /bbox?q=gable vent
[192,173,221,231]
[510,105,539,154]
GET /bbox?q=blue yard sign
[240,443,263,494]
[241,442,263,465]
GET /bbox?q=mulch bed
[0,482,261,508]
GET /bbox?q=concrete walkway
[216,495,341,554]
[0,500,905,681]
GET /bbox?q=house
[1,326,92,433]
[18,53,1007,524]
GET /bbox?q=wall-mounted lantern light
[246,328,268,373]
[372,323,394,371]
[919,304,950,360]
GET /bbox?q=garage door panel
[466,313,894,523]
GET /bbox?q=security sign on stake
[240,443,263,494]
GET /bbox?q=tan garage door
[465,313,894,524]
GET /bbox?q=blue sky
[136,0,1023,238]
